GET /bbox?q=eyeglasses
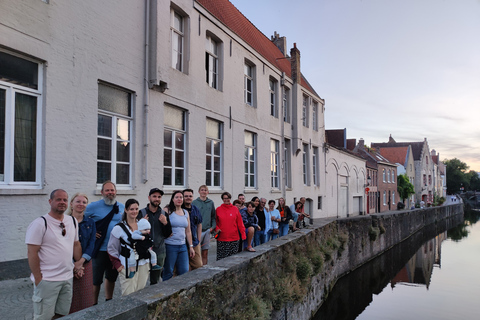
[60,222,66,237]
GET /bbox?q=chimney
[359,138,365,148]
[290,43,301,83]
[431,149,437,156]
[271,31,287,57]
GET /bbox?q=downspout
[280,72,286,200]
[143,0,150,183]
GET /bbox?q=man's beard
[103,195,116,206]
[150,201,160,208]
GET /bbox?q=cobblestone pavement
[1,240,217,320]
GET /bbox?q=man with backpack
[137,188,172,285]
[26,189,82,320]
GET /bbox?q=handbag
[273,228,280,234]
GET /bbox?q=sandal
[246,246,256,252]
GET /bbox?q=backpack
[116,222,153,276]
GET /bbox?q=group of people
[25,181,310,319]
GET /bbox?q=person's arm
[210,203,216,231]
[107,230,123,272]
[27,244,42,286]
[197,223,202,244]
[82,220,96,262]
[185,214,195,258]
[159,212,172,238]
[73,240,82,262]
[237,211,246,240]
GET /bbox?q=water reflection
[313,211,471,320]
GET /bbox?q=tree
[397,174,415,203]
[444,158,470,194]
[467,170,480,192]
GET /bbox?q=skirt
[217,240,240,261]
[69,260,94,314]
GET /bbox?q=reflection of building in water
[391,232,446,289]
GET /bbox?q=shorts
[189,243,203,270]
[92,250,119,286]
[32,278,73,320]
[200,230,211,251]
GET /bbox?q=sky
[230,0,480,171]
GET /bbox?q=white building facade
[0,0,369,264]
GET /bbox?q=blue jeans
[279,222,289,237]
[162,244,189,281]
[267,230,278,241]
[254,230,267,246]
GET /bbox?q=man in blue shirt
[85,181,124,305]
[183,188,203,270]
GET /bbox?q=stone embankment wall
[66,204,463,320]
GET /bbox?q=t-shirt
[165,210,188,246]
[25,213,79,282]
[85,199,124,251]
[109,223,148,268]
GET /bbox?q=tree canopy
[444,158,480,194]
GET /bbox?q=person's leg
[253,230,261,247]
[103,252,119,300]
[135,263,150,292]
[118,268,136,296]
[189,244,203,270]
[53,278,73,317]
[32,280,60,320]
[175,245,189,276]
[246,227,255,250]
[91,253,106,305]
[260,232,267,244]
[162,244,179,281]
[200,230,211,265]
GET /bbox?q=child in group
[127,218,162,278]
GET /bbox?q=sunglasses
[60,222,66,237]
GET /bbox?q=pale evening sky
[230,0,480,171]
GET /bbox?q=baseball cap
[149,188,164,196]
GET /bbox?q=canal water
[314,209,480,320]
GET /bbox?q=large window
[244,131,256,188]
[171,10,185,71]
[0,51,42,187]
[205,118,222,187]
[283,88,290,123]
[244,61,255,106]
[205,35,218,89]
[270,139,279,188]
[269,78,277,117]
[313,146,319,186]
[97,83,132,186]
[164,105,186,186]
[312,101,318,131]
[302,95,309,127]
[303,143,309,185]
[284,138,291,188]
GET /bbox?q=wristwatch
[189,245,194,247]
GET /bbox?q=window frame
[270,139,279,189]
[302,95,309,127]
[97,82,133,188]
[284,138,291,188]
[244,131,256,189]
[312,146,319,186]
[163,106,187,187]
[205,118,222,188]
[312,101,318,131]
[205,35,219,89]
[0,54,43,188]
[171,9,187,72]
[244,60,255,107]
[302,143,310,185]
[283,88,290,123]
[269,78,277,118]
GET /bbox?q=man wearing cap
[137,188,172,285]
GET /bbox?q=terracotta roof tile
[377,146,409,166]
[196,0,319,96]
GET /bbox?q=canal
[314,209,480,320]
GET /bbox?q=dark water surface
[314,210,480,320]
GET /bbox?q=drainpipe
[280,72,286,200]
[143,0,150,183]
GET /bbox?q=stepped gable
[196,0,319,97]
